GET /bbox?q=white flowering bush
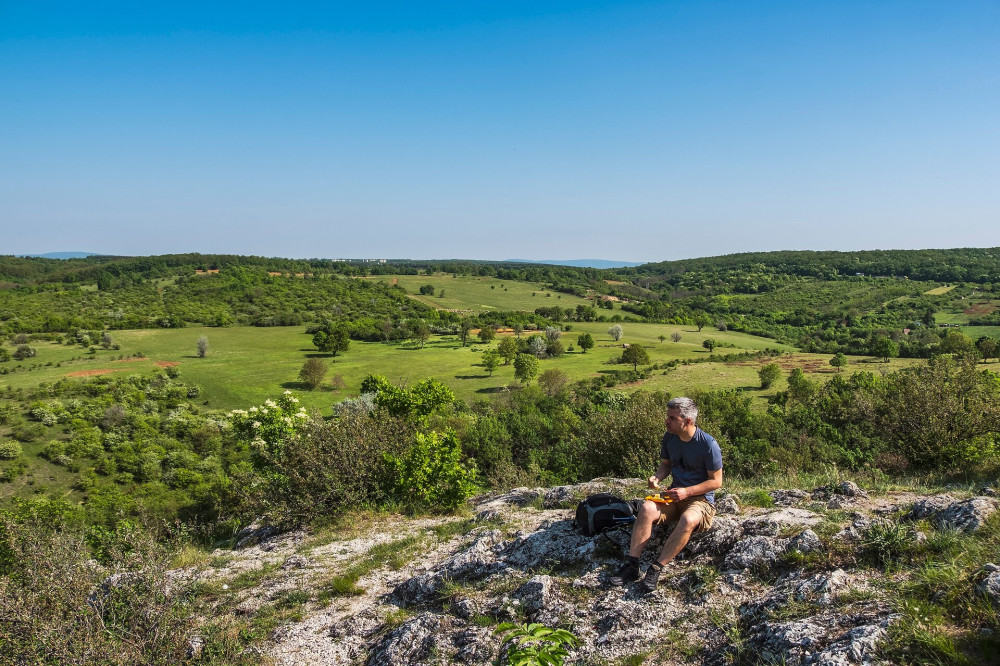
[227,391,308,461]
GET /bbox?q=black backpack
[574,493,639,536]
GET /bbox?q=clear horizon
[3,2,999,261]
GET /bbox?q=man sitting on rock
[611,396,723,592]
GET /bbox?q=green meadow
[362,273,597,311]
[4,322,811,412]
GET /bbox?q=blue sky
[2,1,998,261]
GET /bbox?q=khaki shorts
[654,495,716,533]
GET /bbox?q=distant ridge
[20,252,99,259]
[505,258,644,269]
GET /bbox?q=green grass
[361,273,595,312]
[0,323,800,412]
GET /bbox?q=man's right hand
[648,475,660,489]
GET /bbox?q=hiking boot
[609,560,639,586]
[642,562,664,592]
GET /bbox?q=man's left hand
[665,487,690,501]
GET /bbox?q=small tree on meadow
[976,336,999,363]
[497,336,519,365]
[197,335,210,358]
[544,327,562,343]
[529,335,548,357]
[621,344,650,371]
[412,321,431,348]
[299,358,328,390]
[514,353,540,385]
[459,320,473,347]
[758,363,782,389]
[871,336,899,363]
[608,325,624,342]
[702,338,717,352]
[481,349,501,377]
[513,323,524,338]
[658,334,666,344]
[694,313,712,332]
[577,332,595,353]
[537,368,570,397]
[478,326,496,344]
[830,352,848,372]
[671,332,682,343]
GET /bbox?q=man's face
[665,407,689,434]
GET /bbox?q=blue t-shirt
[659,427,723,504]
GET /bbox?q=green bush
[0,441,23,460]
[385,430,478,511]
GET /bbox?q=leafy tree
[702,338,717,352]
[481,349,501,376]
[671,332,682,343]
[830,352,847,372]
[608,324,624,341]
[313,325,350,356]
[418,284,435,296]
[694,313,712,332]
[786,367,817,402]
[939,329,974,358]
[529,336,548,357]
[409,378,456,421]
[871,336,899,363]
[196,335,209,358]
[459,320,473,347]
[621,344,650,370]
[411,320,431,348]
[577,332,594,353]
[514,353,540,385]
[758,363,782,389]
[658,334,666,344]
[497,336,519,365]
[544,327,562,343]
[976,336,999,363]
[546,339,565,357]
[478,326,496,344]
[513,323,524,338]
[12,345,35,361]
[299,358,328,390]
[537,369,570,397]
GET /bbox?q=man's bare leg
[655,512,698,566]
[629,500,666,558]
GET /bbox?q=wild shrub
[385,430,478,512]
[0,441,22,460]
[0,511,196,665]
[234,411,415,526]
[580,391,671,479]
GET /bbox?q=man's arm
[664,468,722,501]
[648,459,670,489]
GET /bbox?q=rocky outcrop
[166,479,1000,665]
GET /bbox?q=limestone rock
[743,508,822,536]
[724,535,790,570]
[501,519,596,569]
[770,489,811,506]
[716,495,740,515]
[794,569,850,605]
[787,529,824,555]
[908,494,956,520]
[976,564,1000,610]
[685,516,744,556]
[936,497,997,533]
[366,613,441,666]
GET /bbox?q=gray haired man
[611,397,723,591]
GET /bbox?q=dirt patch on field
[963,303,997,316]
[65,368,126,378]
[154,361,179,368]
